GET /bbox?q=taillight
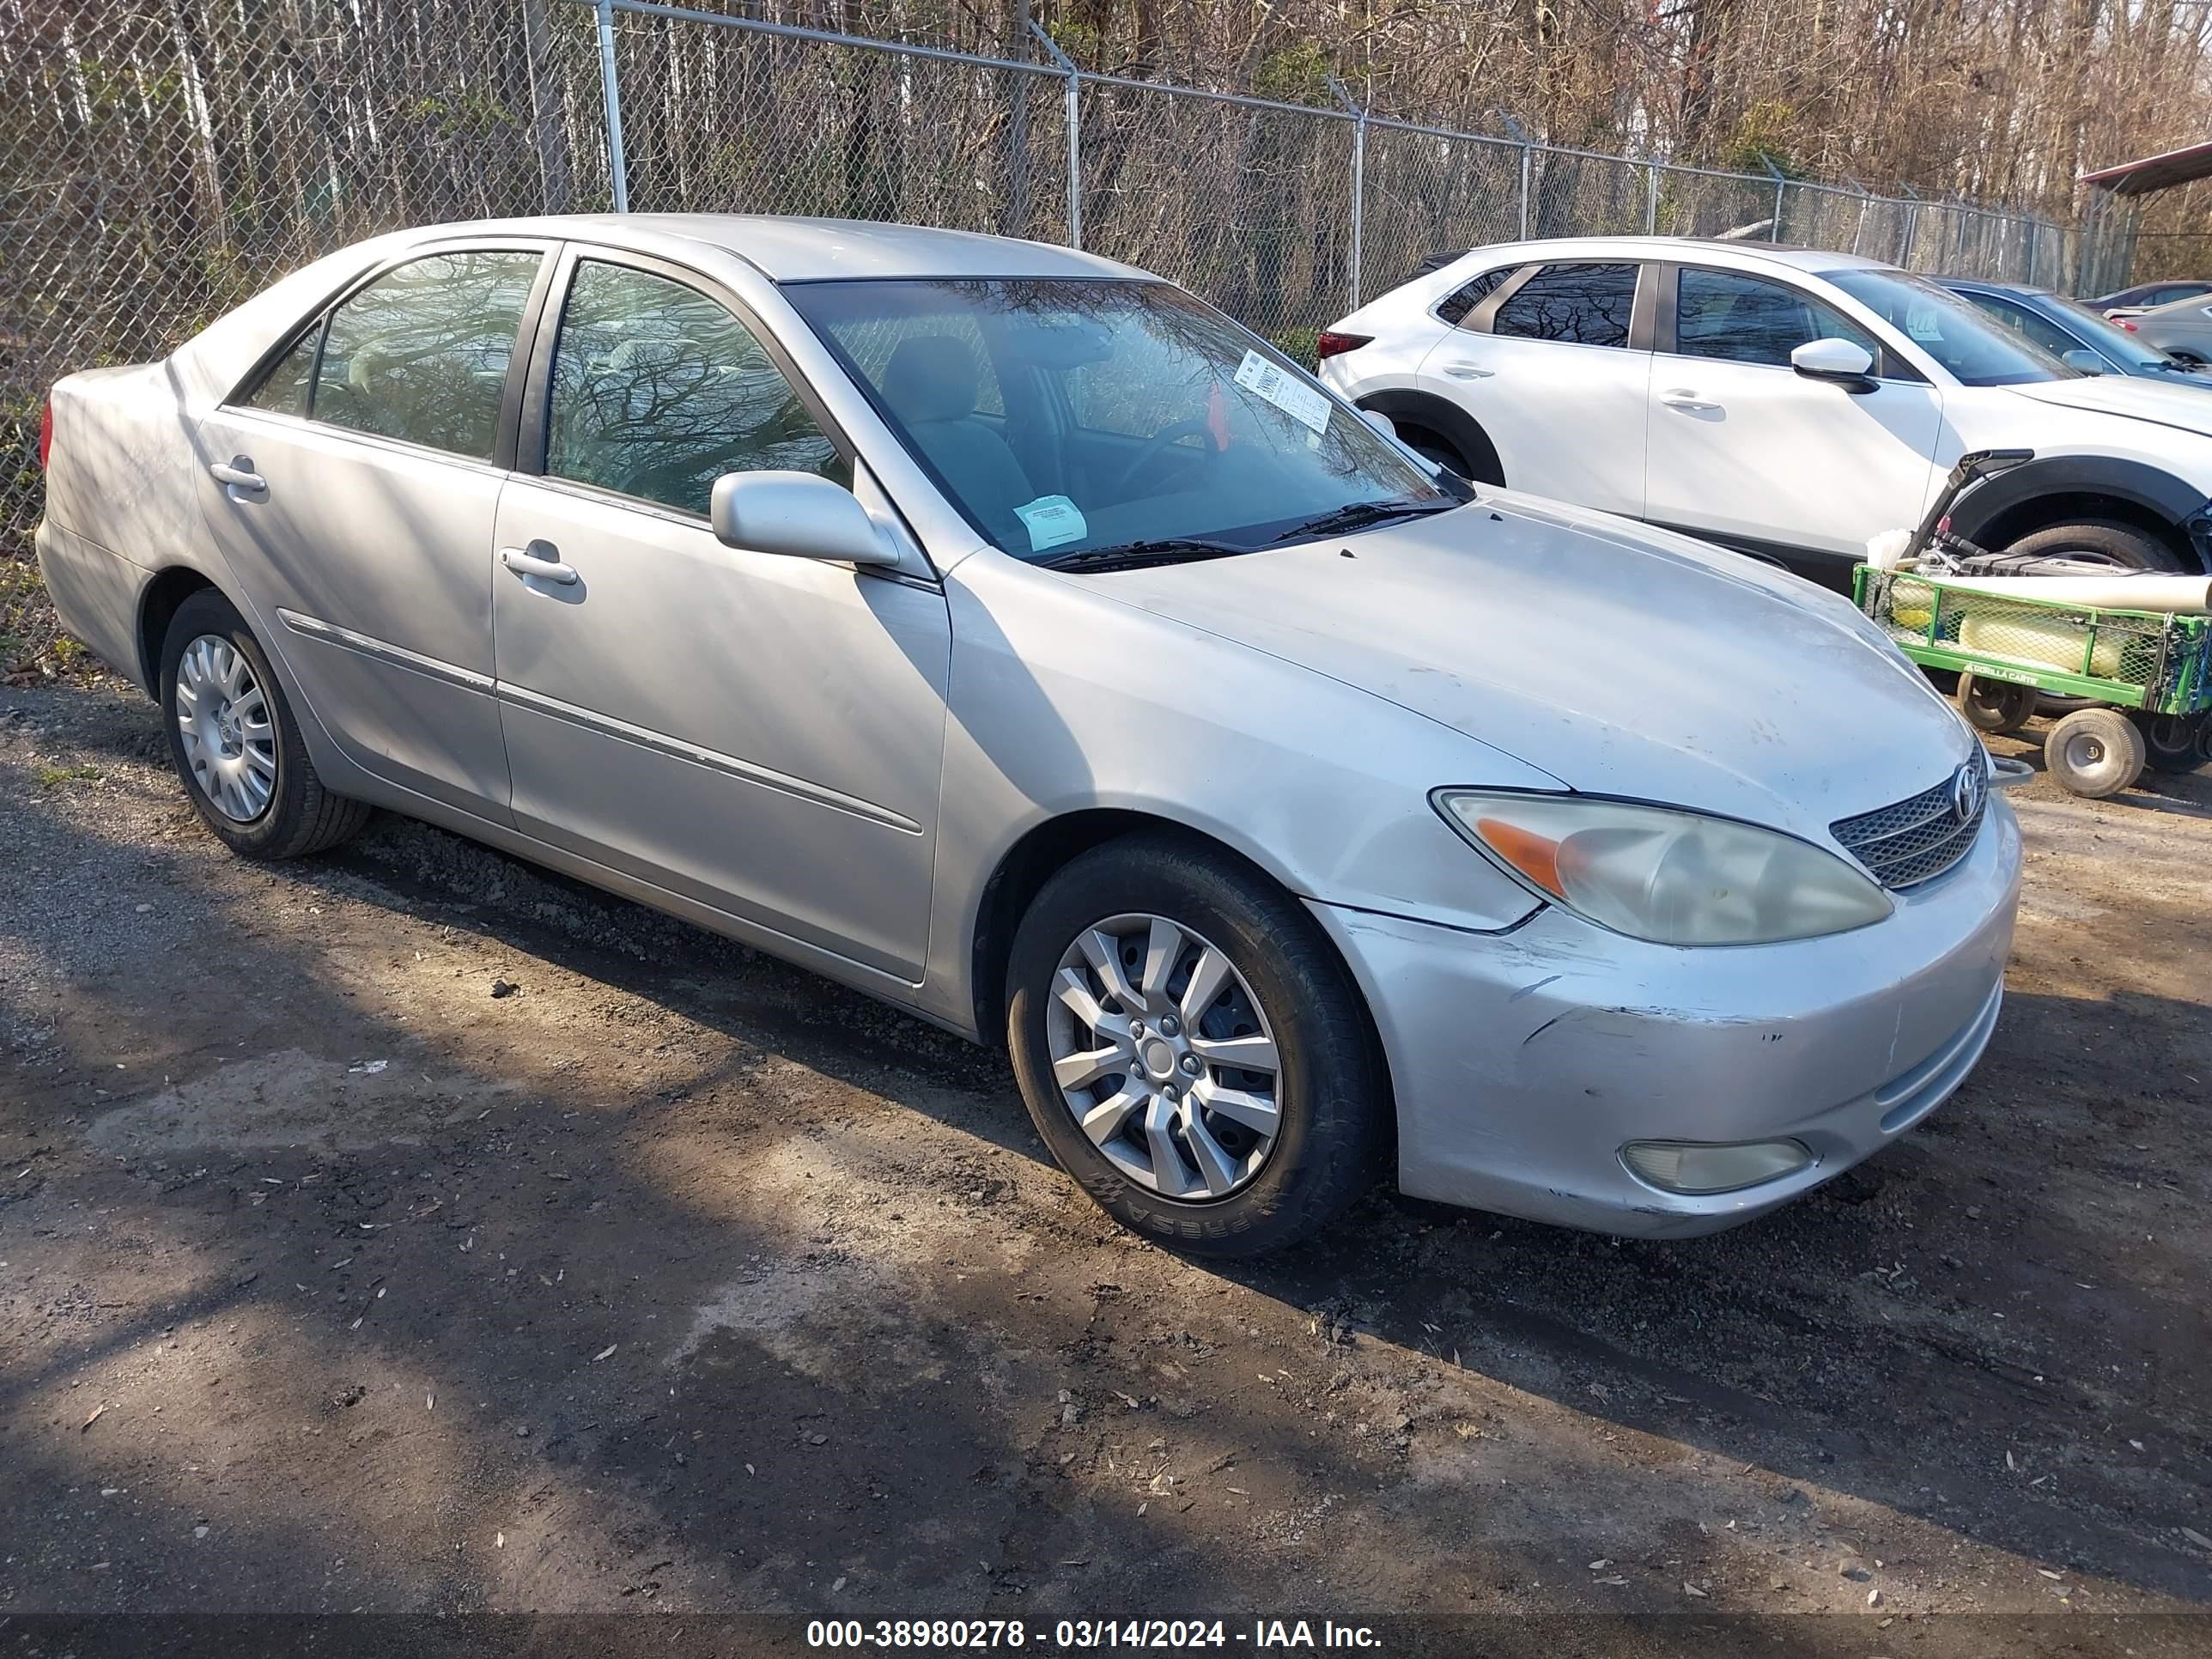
[2118,318,2139,331]
[1316,331,1373,361]
[37,399,52,470]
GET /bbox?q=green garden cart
[1855,452,2212,799]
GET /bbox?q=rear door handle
[1438,361,1495,380]
[209,456,266,494]
[500,542,579,586]
[1661,390,1722,413]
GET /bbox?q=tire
[2002,519,2182,573]
[159,588,373,859]
[1005,832,1385,1257]
[2043,706,2147,798]
[2132,709,2205,773]
[1958,672,2037,735]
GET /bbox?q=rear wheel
[2002,519,2181,572]
[159,588,372,859]
[2131,709,2205,773]
[2044,706,2147,798]
[1006,834,1385,1257]
[1959,672,2037,736]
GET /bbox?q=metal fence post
[594,0,629,212]
[1028,21,1080,248]
[1645,161,1659,234]
[1328,76,1365,309]
[1498,113,1532,240]
[1762,158,1786,242]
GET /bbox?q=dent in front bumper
[1310,795,2022,1237]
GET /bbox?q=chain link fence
[2,0,2130,627]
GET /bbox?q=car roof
[1454,234,1896,275]
[390,213,1143,283]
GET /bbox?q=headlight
[1431,790,1893,945]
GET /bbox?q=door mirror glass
[1790,337,1876,385]
[710,471,896,566]
[2060,348,2107,374]
[1360,408,1396,439]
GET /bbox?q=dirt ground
[2,672,2209,1654]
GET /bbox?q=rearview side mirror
[2060,349,2107,374]
[1790,337,1877,391]
[710,471,897,566]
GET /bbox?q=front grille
[1831,766,1986,890]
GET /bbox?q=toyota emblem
[1951,763,1984,823]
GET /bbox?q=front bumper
[1310,793,2022,1237]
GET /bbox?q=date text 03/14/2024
[805,1619,1383,1650]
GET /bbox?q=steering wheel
[1110,417,1217,496]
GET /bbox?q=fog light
[1620,1139,1814,1196]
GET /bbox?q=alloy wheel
[1044,913,1283,1200]
[174,634,277,823]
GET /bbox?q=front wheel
[2002,520,2181,572]
[1006,834,1385,1257]
[2044,706,2147,798]
[159,587,373,858]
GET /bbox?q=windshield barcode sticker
[1234,350,1331,434]
[1014,494,1087,551]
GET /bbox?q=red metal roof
[2081,140,2212,196]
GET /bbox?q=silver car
[34,216,2021,1255]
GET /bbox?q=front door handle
[1438,361,1495,380]
[1661,390,1722,413]
[209,456,266,494]
[500,542,579,586]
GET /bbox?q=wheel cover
[1044,913,1282,1201]
[2062,729,2109,773]
[174,634,277,823]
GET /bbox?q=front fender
[1946,453,2212,571]
[917,552,1554,1032]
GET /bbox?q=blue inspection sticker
[1014,494,1087,551]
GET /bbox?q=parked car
[36,215,2021,1255]
[2091,278,2212,319]
[1319,236,2212,581]
[2120,290,2212,366]
[1942,276,2212,386]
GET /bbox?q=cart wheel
[2196,717,2212,768]
[1959,673,2037,736]
[2130,710,2205,774]
[2045,708,2147,798]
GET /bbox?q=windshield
[1823,269,2079,386]
[784,277,1451,562]
[2048,294,2188,369]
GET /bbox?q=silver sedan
[34,215,2021,1255]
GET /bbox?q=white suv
[1319,236,2212,580]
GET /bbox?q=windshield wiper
[1259,497,1458,546]
[1031,538,1253,573]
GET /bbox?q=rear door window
[313,250,543,460]
[1490,263,1639,348]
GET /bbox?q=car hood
[1084,493,1978,845]
[2006,373,2212,436]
